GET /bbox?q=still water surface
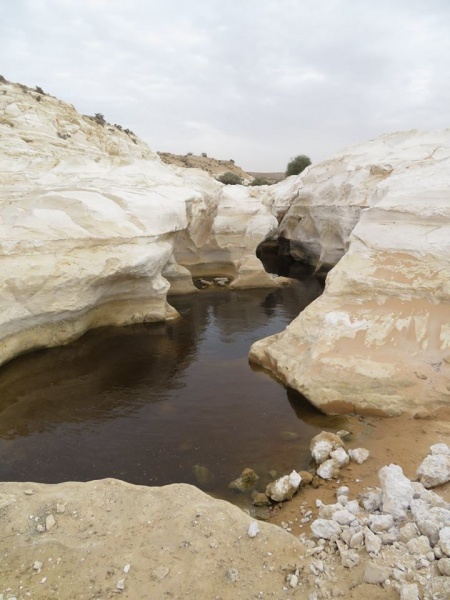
[0,269,348,507]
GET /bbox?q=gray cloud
[1,0,450,170]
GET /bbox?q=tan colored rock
[250,130,450,415]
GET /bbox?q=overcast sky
[1,0,450,171]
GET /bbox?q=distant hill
[157,152,253,182]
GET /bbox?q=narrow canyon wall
[0,81,278,368]
[251,130,450,415]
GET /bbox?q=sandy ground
[270,407,450,533]
[1,407,449,600]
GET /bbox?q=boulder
[250,130,450,415]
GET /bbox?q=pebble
[45,514,56,531]
[123,563,131,574]
[363,563,390,584]
[248,521,260,538]
[116,579,125,590]
[24,489,34,496]
[226,568,239,583]
[33,561,43,571]
[152,566,170,581]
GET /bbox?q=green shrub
[201,152,207,157]
[217,172,242,185]
[285,154,311,177]
[249,177,270,186]
[35,86,44,94]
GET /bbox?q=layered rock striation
[0,80,279,368]
[251,130,450,415]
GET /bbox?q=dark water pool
[0,269,349,509]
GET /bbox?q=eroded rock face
[0,81,279,368]
[250,130,450,415]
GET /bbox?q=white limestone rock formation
[0,80,280,368]
[250,130,450,415]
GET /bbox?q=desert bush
[187,152,193,156]
[35,86,44,94]
[94,113,106,125]
[285,154,311,177]
[0,75,7,83]
[201,152,207,157]
[217,172,242,185]
[249,177,270,186]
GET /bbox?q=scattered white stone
[36,524,45,533]
[24,489,34,495]
[379,464,415,520]
[437,558,450,576]
[345,500,361,515]
[265,471,301,502]
[337,486,349,497]
[336,540,360,568]
[116,579,125,591]
[360,489,382,512]
[45,514,56,531]
[317,459,340,480]
[439,527,450,556]
[406,535,432,555]
[398,522,419,543]
[349,530,364,549]
[152,566,169,581]
[310,432,344,464]
[56,502,66,514]
[369,514,394,533]
[123,564,131,574]
[40,577,47,584]
[430,443,450,456]
[332,510,356,526]
[311,519,342,540]
[364,528,382,555]
[330,447,349,467]
[348,448,370,464]
[363,562,390,585]
[287,573,299,588]
[417,453,450,488]
[248,521,260,538]
[399,583,420,600]
[32,561,43,571]
[226,568,239,583]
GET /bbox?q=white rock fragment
[152,566,169,581]
[398,522,419,543]
[439,527,450,556]
[248,521,260,538]
[399,583,420,600]
[360,489,382,512]
[348,448,370,464]
[437,558,450,576]
[369,514,394,533]
[363,562,390,584]
[430,443,450,456]
[226,568,239,583]
[406,535,432,555]
[116,579,125,591]
[317,459,340,480]
[332,510,357,526]
[330,447,349,467]
[32,561,43,571]
[379,464,414,520]
[265,471,301,502]
[417,453,450,488]
[24,489,34,495]
[364,528,382,555]
[310,432,344,465]
[311,519,342,540]
[123,564,131,574]
[45,514,56,531]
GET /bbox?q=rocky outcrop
[0,80,279,368]
[251,130,450,415]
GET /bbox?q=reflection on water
[0,276,349,507]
